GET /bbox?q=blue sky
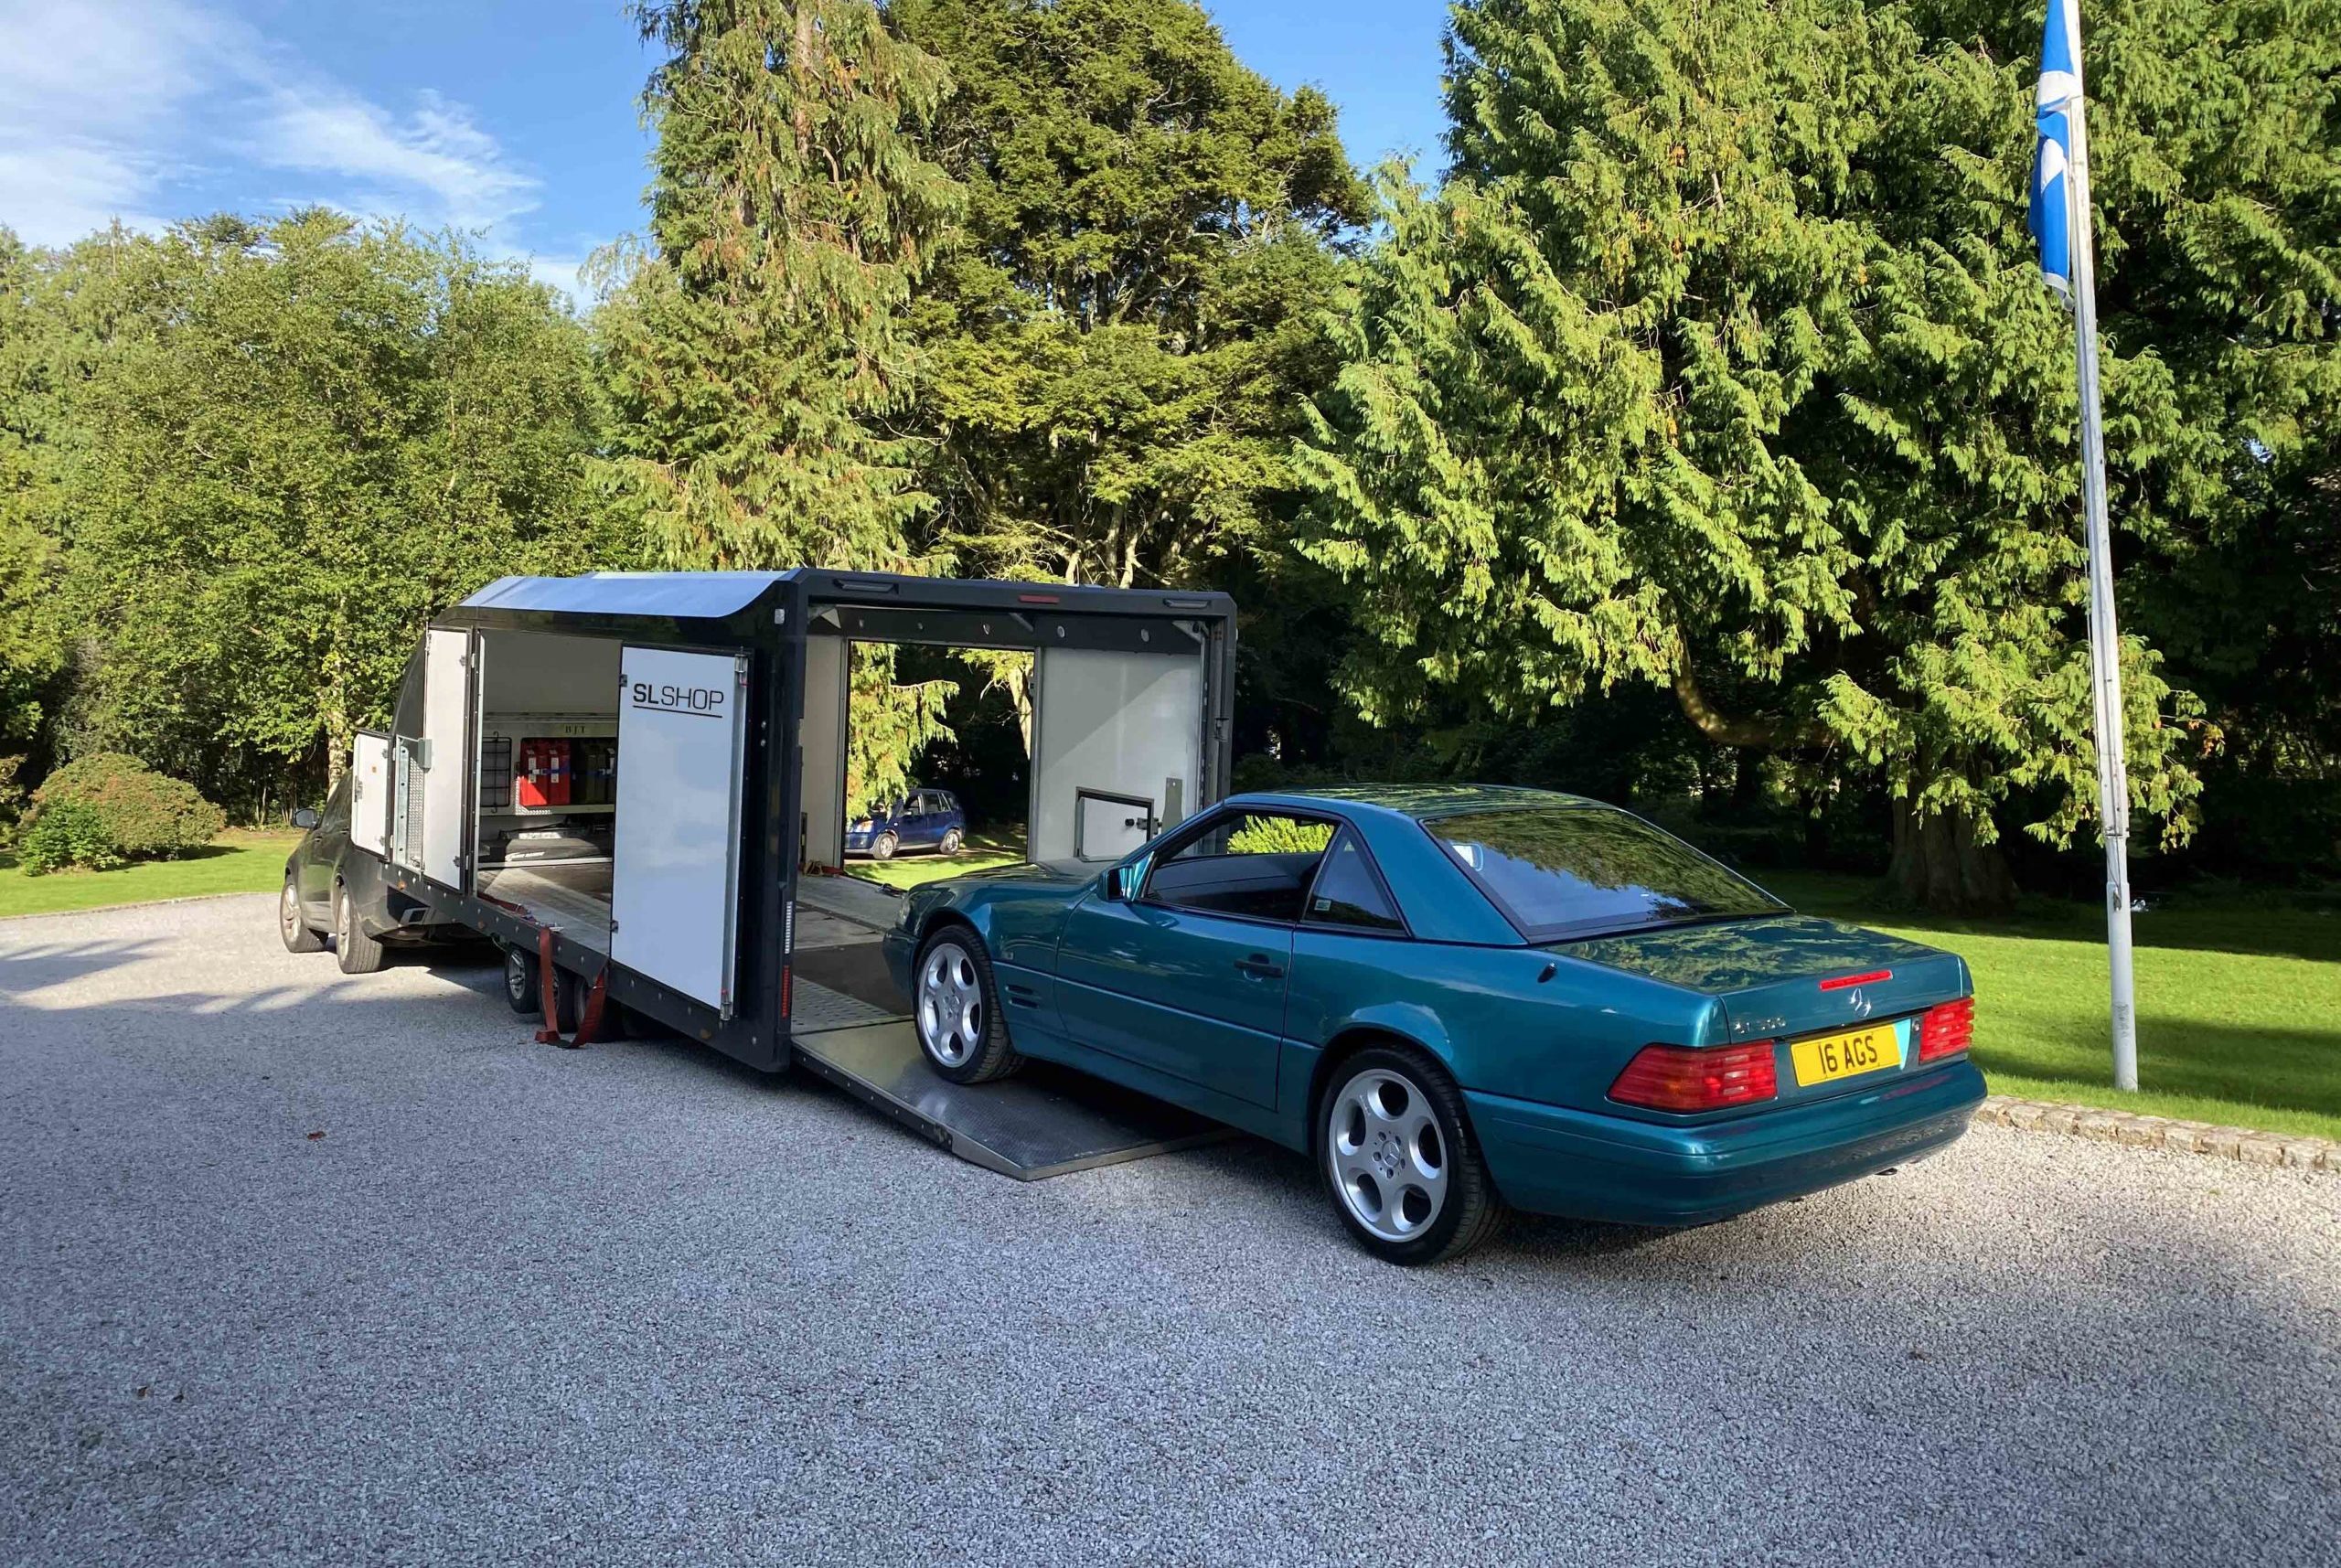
[0,0,1451,301]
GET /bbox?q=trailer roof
[461,570,1237,627]
[465,572,787,619]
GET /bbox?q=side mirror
[1103,861,1144,901]
[292,808,321,830]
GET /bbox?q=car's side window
[320,776,353,837]
[1142,810,1333,923]
[1302,828,1407,934]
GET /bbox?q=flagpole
[2062,89,2141,1093]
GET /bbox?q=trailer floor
[477,860,612,955]
[791,1021,1229,1181]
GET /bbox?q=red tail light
[1609,1042,1778,1113]
[1918,997,1973,1061]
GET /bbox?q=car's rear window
[1427,806,1785,940]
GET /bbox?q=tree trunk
[1887,799,2018,915]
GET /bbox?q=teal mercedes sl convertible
[882,785,1983,1265]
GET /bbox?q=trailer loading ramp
[786,873,1229,1181]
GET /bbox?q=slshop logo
[630,681,727,717]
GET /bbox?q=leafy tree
[897,0,1368,590]
[0,230,70,825]
[59,213,611,809]
[892,0,1368,739]
[604,1,964,814]
[1295,0,2333,911]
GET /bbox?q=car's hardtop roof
[1227,784,1608,822]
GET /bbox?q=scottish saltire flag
[2028,0,2084,299]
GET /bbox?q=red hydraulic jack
[531,925,609,1049]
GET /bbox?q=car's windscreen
[1427,806,1785,940]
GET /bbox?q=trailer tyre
[503,944,541,1017]
[871,831,899,862]
[334,885,388,975]
[280,877,325,954]
[914,929,1022,1084]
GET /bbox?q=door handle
[1235,955,1285,980]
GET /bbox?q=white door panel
[350,732,390,859]
[611,645,750,1014]
[1030,647,1203,862]
[420,628,471,889]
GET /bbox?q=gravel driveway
[3,895,2335,1565]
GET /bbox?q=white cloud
[0,0,540,248]
[251,87,537,232]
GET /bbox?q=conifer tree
[1295,0,2335,910]
[603,1,964,812]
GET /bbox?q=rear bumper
[1468,1058,1986,1227]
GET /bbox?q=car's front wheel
[334,885,388,975]
[914,929,1022,1083]
[1319,1046,1505,1266]
[279,877,324,954]
[871,831,899,862]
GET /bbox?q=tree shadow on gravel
[0,938,166,997]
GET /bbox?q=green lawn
[0,830,305,919]
[845,831,1024,891]
[1764,870,2341,1142]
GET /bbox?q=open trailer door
[393,627,475,891]
[1029,645,1204,863]
[609,645,751,1016]
[350,731,391,860]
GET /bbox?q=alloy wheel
[281,882,302,939]
[916,941,985,1068]
[1326,1067,1449,1243]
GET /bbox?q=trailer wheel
[334,885,388,975]
[279,877,325,954]
[551,965,584,1034]
[914,929,1022,1083]
[503,944,541,1017]
[871,831,899,861]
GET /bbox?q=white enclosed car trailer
[350,570,1238,1175]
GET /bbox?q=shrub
[30,752,226,862]
[17,800,126,874]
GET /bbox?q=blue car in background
[847,788,967,861]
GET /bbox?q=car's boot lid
[1559,915,1968,1045]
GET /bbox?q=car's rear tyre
[504,944,541,1017]
[334,885,388,975]
[938,827,963,857]
[279,877,325,953]
[871,831,899,862]
[914,929,1022,1083]
[1318,1045,1506,1266]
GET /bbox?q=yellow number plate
[1790,1023,1903,1088]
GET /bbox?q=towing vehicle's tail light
[1918,997,1973,1061]
[1609,1042,1778,1113]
